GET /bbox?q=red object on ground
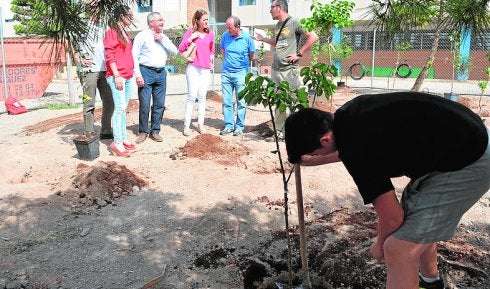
[4,96,28,115]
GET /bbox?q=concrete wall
[133,0,189,31]
[1,3,17,38]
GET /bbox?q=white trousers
[184,64,211,128]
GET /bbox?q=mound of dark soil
[56,161,148,207]
[180,134,250,166]
[191,208,490,288]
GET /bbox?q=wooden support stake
[294,164,311,289]
[142,264,167,289]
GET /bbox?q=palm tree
[365,0,490,91]
[12,0,134,56]
[11,0,134,103]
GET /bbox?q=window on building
[137,0,153,13]
[239,0,256,6]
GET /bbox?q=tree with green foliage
[11,0,133,104]
[300,0,354,109]
[365,0,490,91]
[11,0,90,55]
[301,0,355,36]
[11,0,136,57]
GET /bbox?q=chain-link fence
[165,25,490,96]
[165,24,227,73]
[337,29,490,95]
[163,24,226,91]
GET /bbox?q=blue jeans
[138,66,167,134]
[107,75,136,144]
[221,69,247,131]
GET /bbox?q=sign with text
[0,64,58,100]
[0,38,62,100]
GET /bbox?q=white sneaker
[183,127,191,136]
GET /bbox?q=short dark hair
[275,0,289,12]
[227,16,240,27]
[285,108,334,163]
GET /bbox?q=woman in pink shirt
[178,9,215,136]
[104,5,136,157]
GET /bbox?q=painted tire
[348,62,366,80]
[395,63,412,78]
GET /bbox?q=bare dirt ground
[0,87,489,289]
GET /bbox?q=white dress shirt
[132,29,178,78]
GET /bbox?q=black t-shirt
[333,92,488,204]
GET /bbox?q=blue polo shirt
[220,31,255,73]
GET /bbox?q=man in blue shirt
[219,16,256,136]
[133,12,178,143]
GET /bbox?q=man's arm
[286,30,319,63]
[252,33,276,47]
[300,152,341,166]
[131,33,143,79]
[161,34,178,55]
[370,190,404,262]
[297,31,319,57]
[249,52,255,64]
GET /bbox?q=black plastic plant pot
[73,134,100,161]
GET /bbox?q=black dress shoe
[99,133,113,140]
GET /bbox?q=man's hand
[80,58,94,67]
[285,54,300,63]
[370,239,384,263]
[136,76,145,87]
[153,32,163,42]
[252,33,264,42]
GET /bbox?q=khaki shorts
[393,139,490,243]
[271,67,301,132]
[271,67,301,90]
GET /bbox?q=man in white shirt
[133,12,178,143]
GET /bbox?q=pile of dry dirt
[56,161,148,207]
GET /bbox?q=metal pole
[371,28,376,88]
[0,5,9,100]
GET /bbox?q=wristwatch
[296,51,303,57]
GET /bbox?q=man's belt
[140,64,165,73]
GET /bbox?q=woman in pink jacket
[178,9,215,136]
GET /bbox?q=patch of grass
[42,102,80,110]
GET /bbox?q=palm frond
[11,0,136,61]
[444,0,490,40]
[364,0,439,39]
